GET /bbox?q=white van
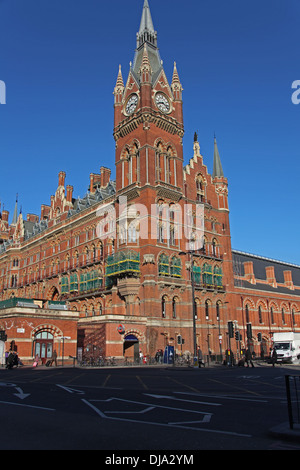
[272,332,300,364]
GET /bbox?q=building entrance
[123,334,139,362]
[34,331,54,364]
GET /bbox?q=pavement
[269,422,300,443]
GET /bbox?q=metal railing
[285,375,300,430]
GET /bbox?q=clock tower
[113,0,184,194]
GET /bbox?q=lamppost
[60,336,71,366]
[179,249,197,364]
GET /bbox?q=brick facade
[0,1,299,364]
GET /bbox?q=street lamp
[59,336,71,366]
[179,249,198,364]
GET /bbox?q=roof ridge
[232,249,300,269]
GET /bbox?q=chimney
[58,171,66,187]
[41,205,51,220]
[283,270,294,290]
[90,174,95,194]
[66,185,74,204]
[2,210,9,224]
[265,266,276,286]
[27,214,39,223]
[243,261,255,284]
[100,167,111,188]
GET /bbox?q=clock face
[125,94,138,115]
[155,93,170,113]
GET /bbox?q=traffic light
[257,332,262,342]
[0,331,7,342]
[246,323,252,339]
[235,330,240,341]
[228,321,234,338]
[9,340,15,351]
[177,335,182,345]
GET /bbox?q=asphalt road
[0,362,299,452]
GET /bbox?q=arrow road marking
[14,387,31,400]
[0,383,30,400]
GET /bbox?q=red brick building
[0,0,299,365]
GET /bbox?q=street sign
[117,324,125,335]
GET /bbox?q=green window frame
[213,265,223,288]
[158,254,170,276]
[170,257,181,278]
[203,263,213,286]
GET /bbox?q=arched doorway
[124,334,139,363]
[34,331,54,364]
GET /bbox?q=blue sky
[0,0,299,264]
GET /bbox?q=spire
[138,0,155,39]
[139,43,152,76]
[114,65,125,94]
[133,0,162,80]
[213,136,224,178]
[171,62,183,100]
[115,65,124,89]
[11,194,18,225]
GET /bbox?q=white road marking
[82,398,251,438]
[0,400,55,411]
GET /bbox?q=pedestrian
[5,351,9,366]
[245,348,254,368]
[51,350,57,367]
[197,348,204,367]
[155,351,160,363]
[6,352,15,369]
[139,350,143,364]
[158,349,163,364]
[33,354,39,368]
[17,355,24,367]
[271,348,278,367]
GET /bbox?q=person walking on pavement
[51,350,58,367]
[245,348,254,368]
[271,347,278,367]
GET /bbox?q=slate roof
[232,249,300,296]
[0,181,116,252]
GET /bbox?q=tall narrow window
[216,301,221,321]
[292,309,295,328]
[258,305,262,324]
[270,307,274,324]
[162,297,166,318]
[172,298,177,318]
[245,304,250,323]
[205,300,210,320]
